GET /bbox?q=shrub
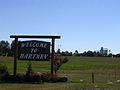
[24,73,41,82]
[31,74,41,82]
[0,64,9,81]
[23,61,42,82]
[58,77,68,82]
[0,63,42,83]
[14,74,25,83]
[7,73,42,83]
[41,73,60,82]
[62,57,69,63]
[54,56,69,74]
[26,62,33,76]
[0,60,67,83]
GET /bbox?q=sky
[0,0,120,54]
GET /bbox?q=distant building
[100,47,108,55]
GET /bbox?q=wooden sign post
[14,38,18,76]
[10,35,61,76]
[51,38,55,74]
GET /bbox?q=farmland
[0,56,120,90]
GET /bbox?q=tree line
[58,49,120,57]
[0,40,120,57]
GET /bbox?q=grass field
[0,56,120,90]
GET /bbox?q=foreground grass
[0,56,120,90]
[0,82,120,90]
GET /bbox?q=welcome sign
[18,40,50,61]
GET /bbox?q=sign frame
[10,35,61,76]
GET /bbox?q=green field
[0,56,120,90]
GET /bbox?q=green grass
[0,56,120,90]
[61,57,120,70]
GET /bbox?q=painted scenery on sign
[18,40,50,61]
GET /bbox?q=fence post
[92,72,95,83]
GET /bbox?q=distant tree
[108,53,113,57]
[112,54,117,57]
[69,52,73,56]
[57,49,61,54]
[81,51,94,57]
[82,51,87,56]
[116,53,120,57]
[74,50,79,56]
[10,40,15,55]
[0,40,10,56]
[93,51,103,57]
[86,51,94,56]
[65,51,69,56]
[61,51,73,56]
[10,40,20,56]
[61,51,66,56]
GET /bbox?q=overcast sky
[0,0,120,54]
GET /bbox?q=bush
[24,73,41,82]
[0,61,67,83]
[0,64,9,81]
[54,56,69,74]
[62,57,69,63]
[6,73,42,83]
[14,74,25,83]
[58,77,68,82]
[41,73,60,82]
[22,61,42,82]
[26,62,33,76]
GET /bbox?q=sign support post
[14,38,18,76]
[51,38,55,75]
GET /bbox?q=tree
[86,51,94,56]
[0,40,10,56]
[81,51,94,57]
[61,51,66,56]
[108,53,113,57]
[10,40,16,56]
[10,40,20,56]
[57,49,60,54]
[61,51,73,56]
[74,50,79,56]
[116,53,120,57]
[69,52,73,56]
